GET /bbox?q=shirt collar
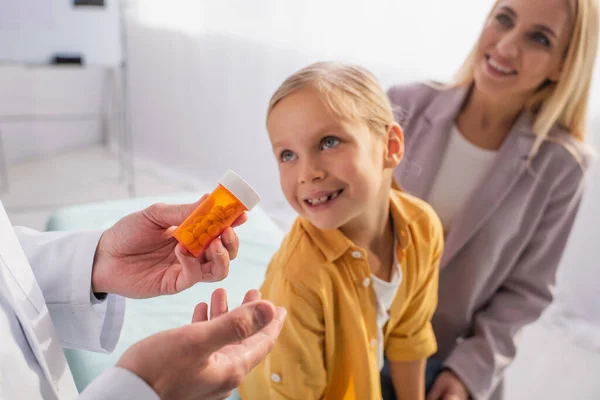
[299,189,414,263]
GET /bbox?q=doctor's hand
[116,289,287,400]
[90,195,248,298]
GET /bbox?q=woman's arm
[442,161,587,400]
[390,359,426,400]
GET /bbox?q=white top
[371,235,402,371]
[427,125,498,232]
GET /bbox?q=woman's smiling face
[473,0,573,99]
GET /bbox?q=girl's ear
[384,122,404,168]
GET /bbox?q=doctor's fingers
[210,288,229,320]
[142,194,211,229]
[220,227,240,260]
[205,289,261,322]
[192,302,209,323]
[174,240,230,284]
[192,289,261,325]
[218,306,287,370]
[189,300,278,357]
[242,289,261,304]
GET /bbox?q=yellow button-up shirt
[239,189,443,399]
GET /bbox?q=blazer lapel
[440,111,535,269]
[395,84,537,270]
[397,84,472,199]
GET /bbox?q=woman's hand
[427,369,469,400]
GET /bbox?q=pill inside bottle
[173,170,260,257]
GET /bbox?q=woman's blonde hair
[267,61,395,137]
[448,0,598,164]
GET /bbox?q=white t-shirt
[427,124,498,232]
[371,236,402,371]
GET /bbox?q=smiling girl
[238,62,445,400]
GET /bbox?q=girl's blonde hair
[268,61,394,137]
[448,0,598,164]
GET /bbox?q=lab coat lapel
[0,203,78,398]
[396,84,471,200]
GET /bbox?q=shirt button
[362,277,371,287]
[351,251,362,259]
[271,373,281,383]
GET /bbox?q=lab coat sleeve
[78,367,159,400]
[15,227,125,353]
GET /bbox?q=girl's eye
[280,150,296,163]
[530,32,551,47]
[321,136,340,150]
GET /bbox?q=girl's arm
[386,205,443,398]
[390,359,426,400]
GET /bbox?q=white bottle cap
[218,170,261,211]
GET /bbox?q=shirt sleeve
[386,210,443,362]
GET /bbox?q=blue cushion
[46,192,284,398]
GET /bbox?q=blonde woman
[385,0,599,399]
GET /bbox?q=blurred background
[1,1,599,398]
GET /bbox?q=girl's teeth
[307,191,340,205]
[313,196,328,205]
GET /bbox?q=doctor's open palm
[90,195,248,298]
[116,289,287,400]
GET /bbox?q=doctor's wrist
[91,231,112,295]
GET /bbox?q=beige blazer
[388,82,593,400]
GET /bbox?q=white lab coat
[0,202,159,399]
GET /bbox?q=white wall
[123,0,600,333]
[123,0,495,227]
[0,65,106,162]
[0,0,125,163]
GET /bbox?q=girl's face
[267,88,402,231]
[473,0,573,100]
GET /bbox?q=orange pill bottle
[173,170,260,257]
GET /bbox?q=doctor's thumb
[198,300,276,353]
[142,194,212,228]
